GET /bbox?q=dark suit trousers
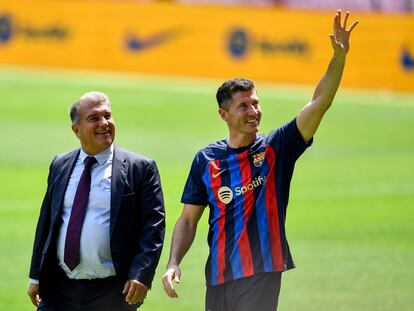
[37,269,141,311]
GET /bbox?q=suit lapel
[51,150,79,225]
[111,145,127,238]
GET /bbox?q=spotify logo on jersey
[217,186,234,204]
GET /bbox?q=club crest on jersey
[252,152,265,167]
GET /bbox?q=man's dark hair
[216,78,255,110]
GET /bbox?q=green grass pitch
[0,67,413,311]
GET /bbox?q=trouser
[37,270,141,311]
[205,272,282,311]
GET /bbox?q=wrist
[332,51,347,60]
[167,261,179,269]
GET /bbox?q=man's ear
[71,124,80,139]
[218,108,228,121]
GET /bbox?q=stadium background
[0,0,413,310]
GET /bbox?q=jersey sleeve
[181,151,208,206]
[268,117,312,160]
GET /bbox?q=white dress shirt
[56,145,116,279]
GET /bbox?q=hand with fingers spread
[162,264,181,298]
[122,279,149,305]
[329,9,359,57]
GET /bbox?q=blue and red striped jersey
[181,118,312,286]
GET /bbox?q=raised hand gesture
[329,10,359,57]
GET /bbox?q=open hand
[162,265,181,298]
[329,10,359,57]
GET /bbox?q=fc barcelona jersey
[181,118,312,286]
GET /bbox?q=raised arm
[162,203,205,298]
[297,10,359,142]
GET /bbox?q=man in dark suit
[27,91,165,310]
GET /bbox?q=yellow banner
[0,1,413,91]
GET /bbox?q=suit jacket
[29,145,165,295]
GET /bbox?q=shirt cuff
[29,278,39,285]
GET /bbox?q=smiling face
[71,100,115,155]
[219,88,262,145]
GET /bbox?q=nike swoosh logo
[126,28,182,52]
[402,47,414,69]
[212,169,226,178]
